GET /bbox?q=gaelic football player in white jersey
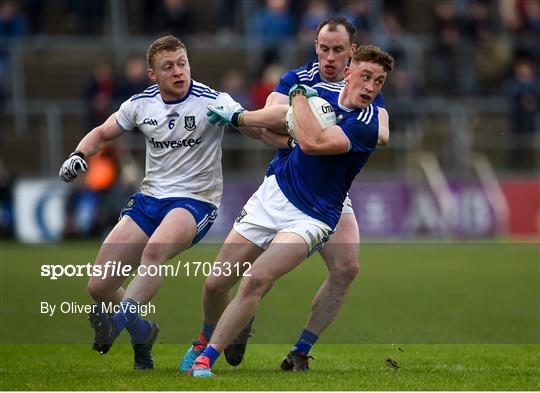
[180,17,391,373]
[58,35,243,370]
[188,45,394,378]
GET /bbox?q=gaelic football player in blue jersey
[180,17,390,373]
[187,45,394,377]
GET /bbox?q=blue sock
[200,345,221,368]
[202,321,215,342]
[112,298,150,343]
[292,329,319,355]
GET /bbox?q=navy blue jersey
[266,59,385,177]
[274,83,379,229]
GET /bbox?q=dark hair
[352,45,395,73]
[147,35,186,68]
[316,16,357,45]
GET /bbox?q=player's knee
[87,278,110,301]
[141,244,165,265]
[204,274,236,295]
[239,271,271,299]
[330,257,359,284]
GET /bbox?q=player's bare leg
[179,229,263,372]
[189,232,309,377]
[203,229,264,326]
[307,212,360,334]
[91,208,196,366]
[210,232,308,351]
[281,213,359,371]
[87,216,148,305]
[123,208,196,304]
[87,216,148,355]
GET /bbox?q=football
[286,96,337,139]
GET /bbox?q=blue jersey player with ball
[188,45,394,377]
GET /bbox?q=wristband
[231,112,244,127]
[287,137,297,149]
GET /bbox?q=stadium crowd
[0,0,538,238]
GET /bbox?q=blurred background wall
[0,0,538,241]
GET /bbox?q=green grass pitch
[1,241,539,390]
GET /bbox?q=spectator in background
[151,0,194,38]
[63,0,105,35]
[0,0,25,110]
[298,0,333,45]
[84,62,114,130]
[220,69,251,109]
[249,63,284,109]
[373,12,413,69]
[500,0,540,61]
[474,25,512,94]
[385,67,417,134]
[0,0,25,37]
[506,57,540,168]
[114,55,150,104]
[215,0,241,42]
[339,0,371,42]
[249,0,295,65]
[430,1,462,95]
[462,0,497,43]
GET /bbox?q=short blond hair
[352,45,394,73]
[147,35,186,68]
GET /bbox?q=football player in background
[180,16,390,373]
[188,45,394,377]
[58,35,244,370]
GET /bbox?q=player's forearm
[76,128,107,157]
[236,126,263,141]
[291,95,324,152]
[237,126,290,149]
[241,105,288,132]
[259,129,290,148]
[75,113,122,157]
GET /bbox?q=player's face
[343,61,386,109]
[147,49,191,101]
[315,25,355,82]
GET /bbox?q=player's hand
[59,151,88,183]
[207,105,245,127]
[288,84,318,105]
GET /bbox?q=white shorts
[233,175,332,255]
[342,195,354,215]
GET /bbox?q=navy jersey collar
[161,80,193,105]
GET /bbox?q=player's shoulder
[191,80,220,100]
[345,103,379,127]
[313,80,344,93]
[293,59,321,84]
[129,84,160,102]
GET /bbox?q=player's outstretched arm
[59,112,123,182]
[377,107,390,146]
[207,104,288,133]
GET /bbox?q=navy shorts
[120,193,217,245]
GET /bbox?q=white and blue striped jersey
[267,59,385,176]
[116,80,242,207]
[274,83,379,229]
